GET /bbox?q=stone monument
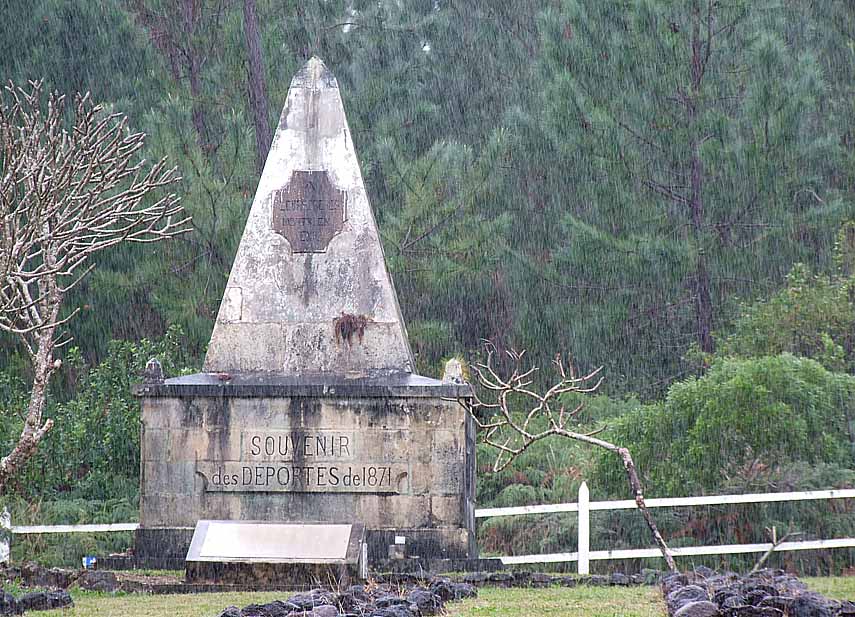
[133,58,476,570]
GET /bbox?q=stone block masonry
[134,57,476,568]
[136,376,475,562]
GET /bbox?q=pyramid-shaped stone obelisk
[204,58,414,376]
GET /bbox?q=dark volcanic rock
[667,584,709,610]
[713,589,739,607]
[660,568,852,617]
[720,595,743,610]
[693,566,715,579]
[449,582,477,599]
[0,591,21,616]
[462,573,488,585]
[286,591,334,610]
[306,607,339,617]
[662,573,690,596]
[221,579,473,617]
[485,572,514,586]
[369,607,414,617]
[723,608,783,617]
[19,563,75,590]
[673,600,720,617]
[530,572,554,587]
[374,595,411,608]
[406,589,442,615]
[76,569,119,593]
[261,600,300,617]
[788,593,836,617]
[239,604,273,617]
[758,596,793,612]
[374,596,417,616]
[18,590,73,611]
[336,589,367,613]
[429,579,476,601]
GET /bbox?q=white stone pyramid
[204,58,414,376]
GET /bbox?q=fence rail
[474,482,855,573]
[2,485,855,571]
[0,515,140,565]
[10,523,139,534]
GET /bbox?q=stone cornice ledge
[133,371,473,399]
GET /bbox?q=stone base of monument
[133,527,195,570]
[184,521,366,587]
[135,374,477,567]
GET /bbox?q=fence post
[578,481,590,575]
[0,508,10,565]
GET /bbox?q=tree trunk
[0,327,56,494]
[616,446,678,572]
[182,0,209,150]
[694,249,714,353]
[689,9,715,354]
[243,0,272,173]
[556,429,679,572]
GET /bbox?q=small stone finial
[442,358,468,384]
[143,358,164,384]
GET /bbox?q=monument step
[184,520,366,586]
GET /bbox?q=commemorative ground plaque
[133,58,476,574]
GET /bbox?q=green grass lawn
[445,586,665,617]
[804,577,855,600]
[29,578,855,617]
[41,590,286,617]
[38,585,665,617]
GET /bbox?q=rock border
[214,579,477,617]
[0,589,73,616]
[662,567,855,617]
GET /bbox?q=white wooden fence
[474,482,855,573]
[0,513,138,565]
[3,484,855,572]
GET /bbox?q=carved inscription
[197,461,407,493]
[245,431,353,460]
[196,429,408,493]
[272,170,347,252]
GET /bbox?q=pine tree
[519,0,852,393]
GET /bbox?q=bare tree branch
[748,527,801,576]
[461,341,677,572]
[0,80,191,493]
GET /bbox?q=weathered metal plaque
[186,521,363,563]
[272,170,347,252]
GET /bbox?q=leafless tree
[0,81,191,493]
[463,341,677,572]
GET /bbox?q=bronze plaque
[272,170,347,252]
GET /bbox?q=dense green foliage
[3,0,853,387]
[715,272,855,374]
[4,0,855,569]
[593,355,855,496]
[0,328,193,500]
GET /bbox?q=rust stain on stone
[334,313,370,346]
